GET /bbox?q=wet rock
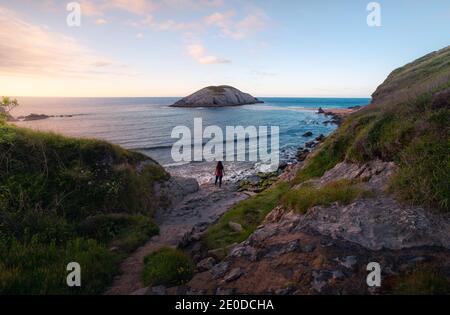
[224,268,244,282]
[197,257,216,271]
[305,141,316,149]
[318,107,325,114]
[278,162,288,171]
[315,134,325,142]
[302,131,313,137]
[296,148,310,162]
[229,221,243,233]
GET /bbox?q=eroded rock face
[171,86,263,108]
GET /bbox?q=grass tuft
[142,247,195,287]
[202,183,289,250]
[282,180,371,213]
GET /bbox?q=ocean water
[11,97,370,184]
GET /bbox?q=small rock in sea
[229,221,243,233]
[318,107,326,114]
[305,141,316,148]
[197,257,216,271]
[224,268,244,282]
[302,131,313,137]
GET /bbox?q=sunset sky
[0,0,449,97]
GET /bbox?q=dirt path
[105,182,248,295]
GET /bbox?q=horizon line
[8,95,373,99]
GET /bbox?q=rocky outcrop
[177,159,450,295]
[171,86,263,108]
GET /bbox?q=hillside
[0,123,174,294]
[296,45,450,211]
[171,86,263,107]
[176,46,450,295]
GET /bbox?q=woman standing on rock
[215,161,224,188]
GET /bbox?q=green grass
[282,180,371,214]
[391,266,450,295]
[0,123,166,294]
[291,46,450,212]
[0,238,119,295]
[202,182,289,250]
[142,247,195,287]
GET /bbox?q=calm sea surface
[12,97,370,183]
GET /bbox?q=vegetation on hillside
[294,46,450,212]
[0,121,169,294]
[142,247,195,287]
[202,182,289,250]
[282,180,371,214]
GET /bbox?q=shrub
[142,247,194,287]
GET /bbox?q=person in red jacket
[215,161,224,188]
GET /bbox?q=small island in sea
[171,85,263,108]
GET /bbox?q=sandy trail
[105,182,248,295]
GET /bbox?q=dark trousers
[215,176,223,187]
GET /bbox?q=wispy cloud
[204,9,269,40]
[187,44,230,64]
[0,7,133,78]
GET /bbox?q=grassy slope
[294,46,450,212]
[0,123,169,294]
